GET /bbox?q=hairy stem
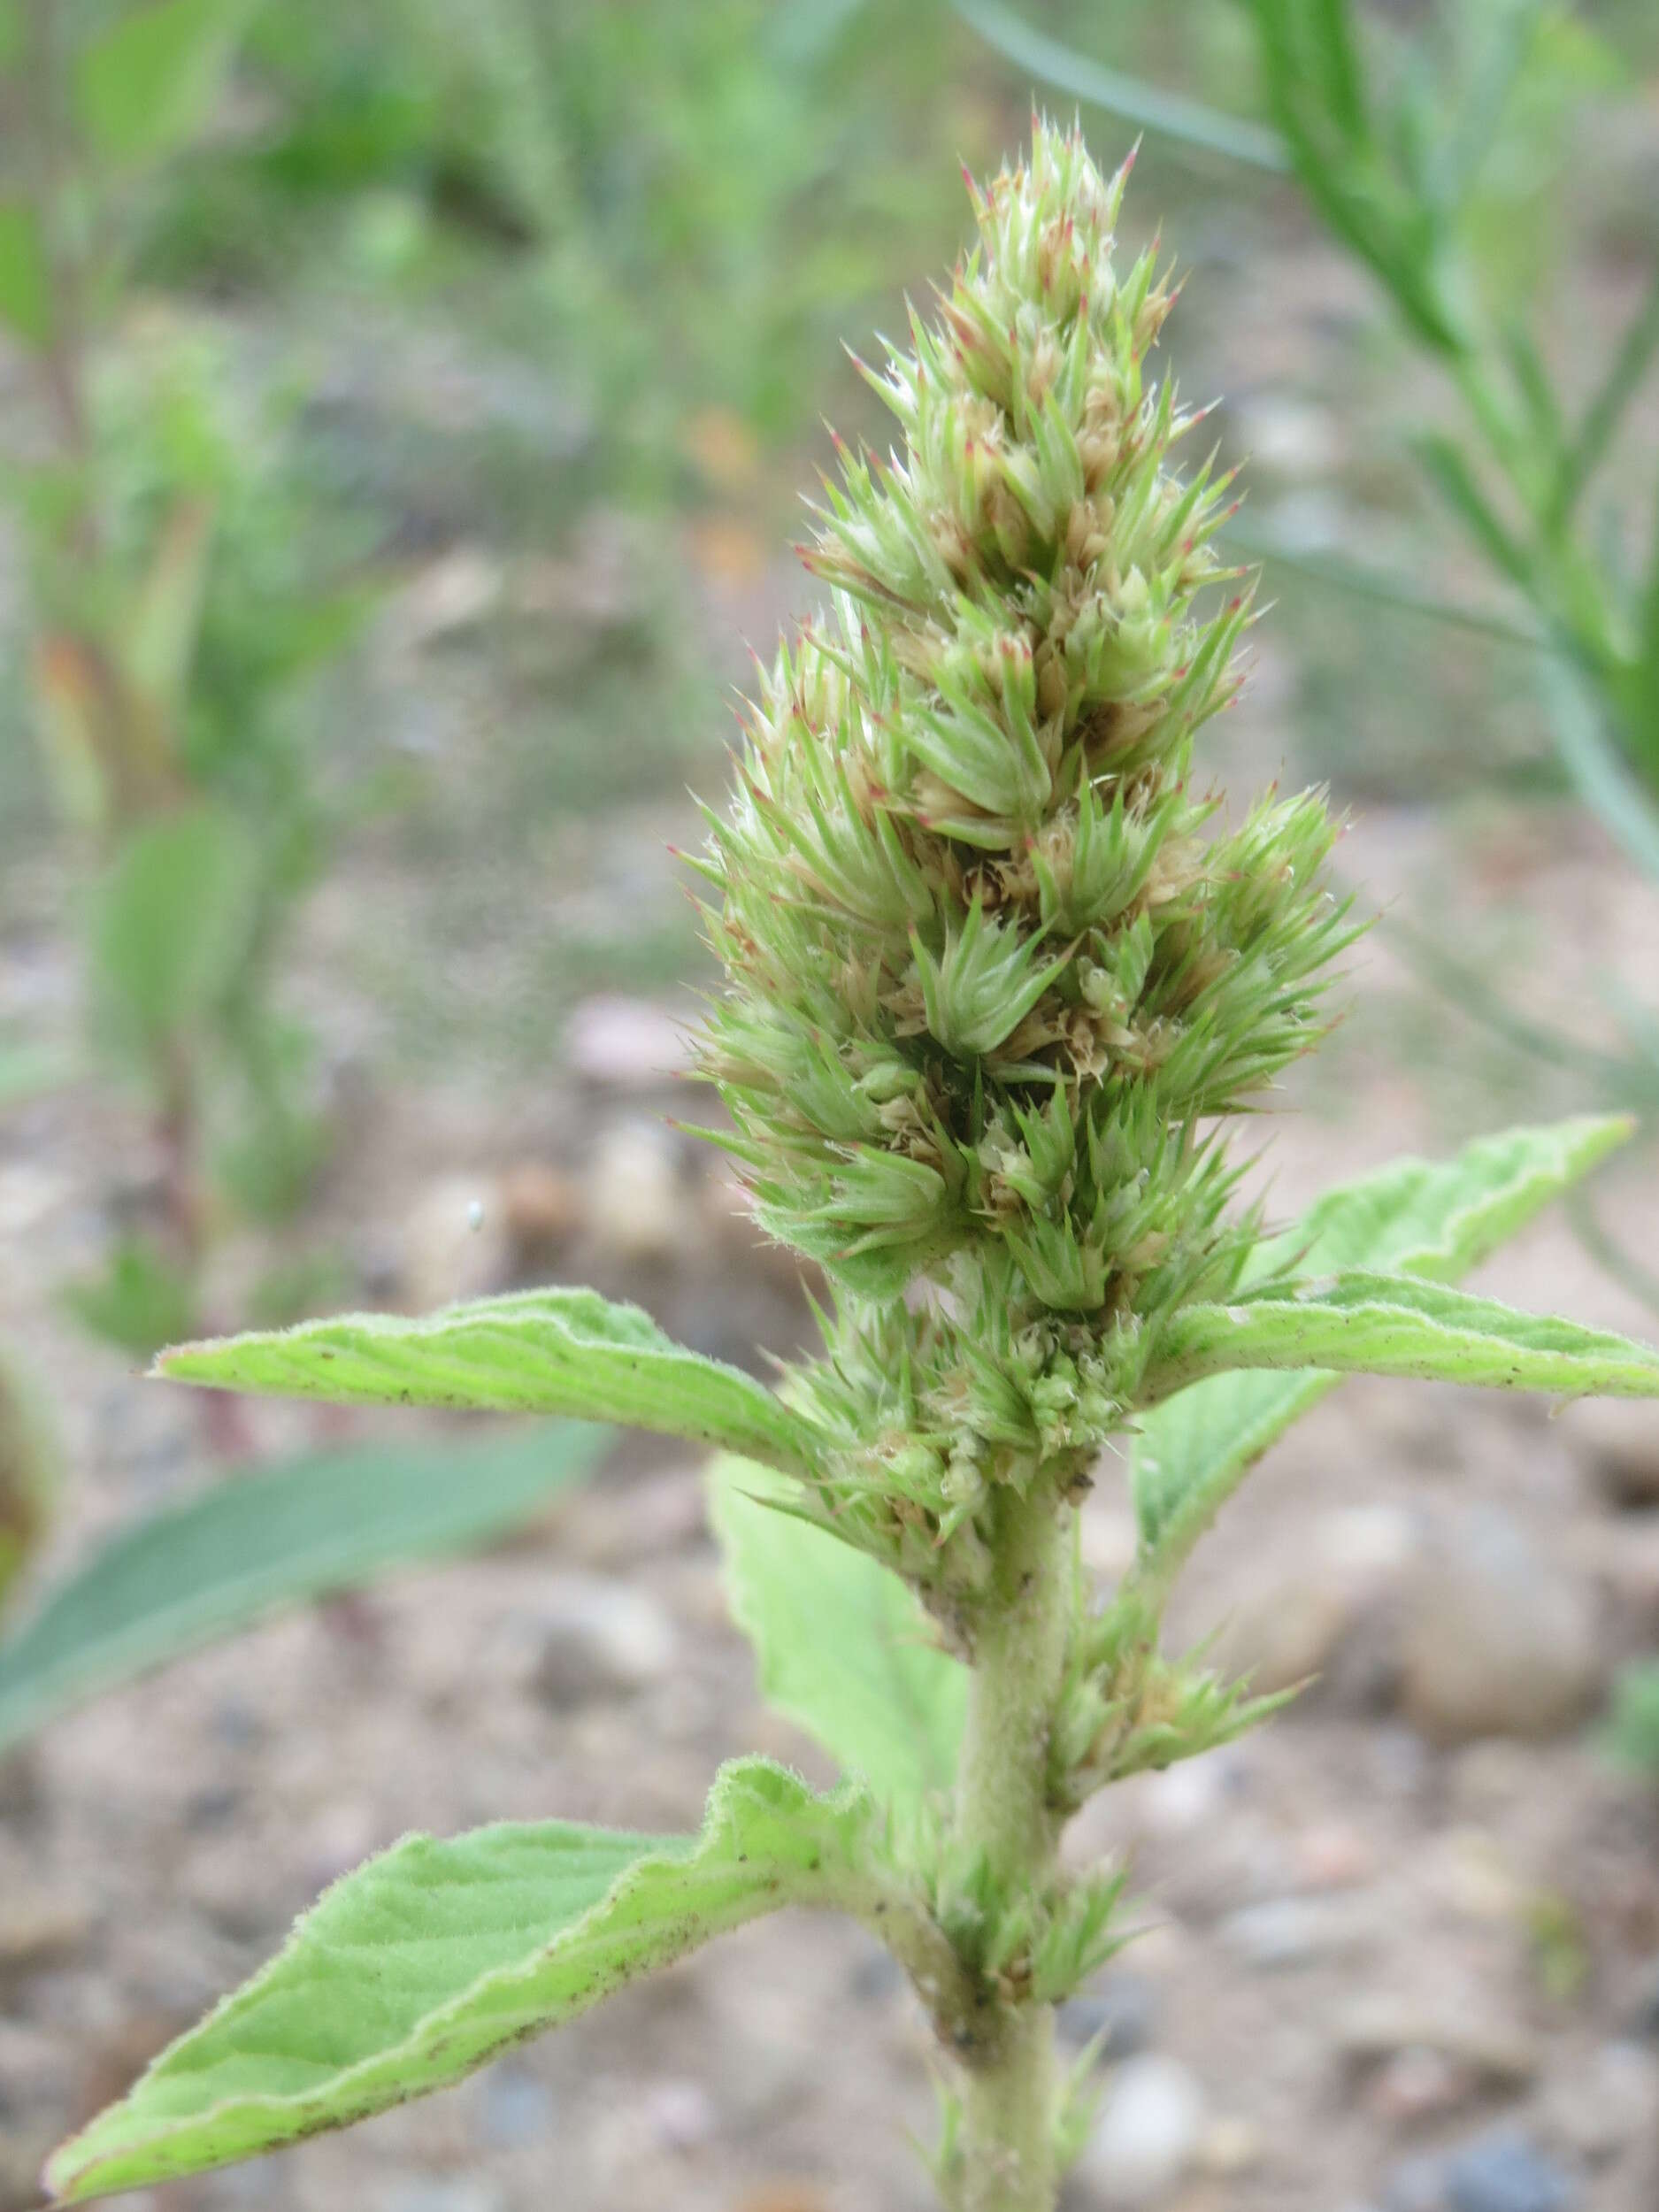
[951,1477,1073,2212]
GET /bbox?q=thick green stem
[951,1477,1074,2212]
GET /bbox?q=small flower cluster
[699,122,1347,1608]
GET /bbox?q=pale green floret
[700,121,1349,1601]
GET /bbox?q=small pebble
[1079,2054,1206,2207]
[1219,1893,1376,1970]
[1443,2131,1574,2212]
[524,1574,679,1709]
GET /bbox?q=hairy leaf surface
[709,1455,965,1802]
[47,1760,872,2200]
[1133,1117,1631,1559]
[1152,1273,1659,1401]
[157,1287,821,1473]
[0,1424,604,1754]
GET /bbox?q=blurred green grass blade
[0,1422,607,1754]
[1416,432,1532,587]
[952,0,1288,174]
[1391,919,1648,1102]
[1541,654,1659,881]
[1225,520,1540,648]
[708,1455,965,1806]
[1635,458,1659,778]
[1566,1188,1659,1320]
[1552,263,1659,528]
[157,1286,822,1475]
[1502,322,1567,456]
[46,1759,871,2201]
[1439,0,1545,214]
[1305,0,1369,142]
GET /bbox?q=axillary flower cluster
[701,120,1348,1626]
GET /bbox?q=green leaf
[1541,655,1659,883]
[63,1233,198,1360]
[0,197,50,349]
[1150,1271,1659,1402]
[46,1758,872,2200]
[0,1423,605,1753]
[90,805,259,1056]
[156,1286,824,1476]
[75,0,257,169]
[708,1455,965,1804]
[951,0,1289,174]
[1416,431,1532,588]
[1132,1116,1632,1560]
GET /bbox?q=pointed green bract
[156,1287,822,1476]
[1133,1116,1633,1554]
[47,1760,875,2202]
[0,1424,604,1755]
[1150,1273,1659,1402]
[709,1455,966,1805]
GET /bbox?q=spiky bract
[699,122,1347,1606]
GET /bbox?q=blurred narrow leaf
[120,500,214,717]
[0,1352,58,1622]
[708,1455,965,1805]
[1541,655,1659,880]
[1150,1273,1659,1401]
[89,805,259,1055]
[1133,1117,1632,1560]
[0,1422,606,1754]
[1552,264,1659,528]
[1225,520,1539,648]
[76,0,257,168]
[157,1287,825,1474]
[1439,0,1545,214]
[63,1234,197,1361]
[0,197,51,348]
[1416,432,1531,587]
[1305,0,1367,142]
[1634,464,1659,779]
[952,0,1288,173]
[46,1759,872,2200]
[1502,323,1565,456]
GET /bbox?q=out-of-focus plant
[0,1350,58,1620]
[0,1417,607,1757]
[0,0,373,1354]
[136,0,990,494]
[40,128,1659,2212]
[1603,1658,1659,1778]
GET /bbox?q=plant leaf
[75,0,256,168]
[0,196,50,348]
[156,1286,824,1476]
[45,1759,873,2201]
[90,805,259,1057]
[1132,1116,1632,1560]
[708,1455,965,1804]
[952,0,1289,174]
[0,1422,605,1755]
[1149,1272,1659,1402]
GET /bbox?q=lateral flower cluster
[699,122,1347,1609]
